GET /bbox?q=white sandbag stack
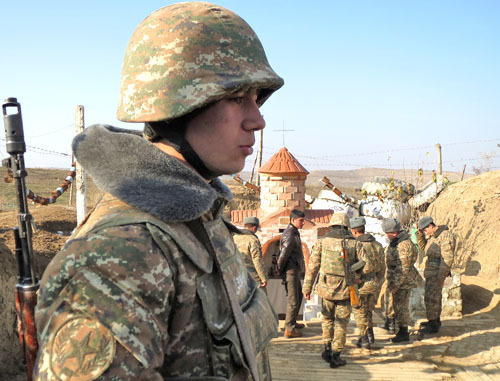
[359,177,413,225]
[360,196,411,225]
[311,189,360,219]
[408,175,448,208]
[364,216,391,248]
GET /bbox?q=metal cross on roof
[273,121,294,147]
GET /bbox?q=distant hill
[223,168,472,189]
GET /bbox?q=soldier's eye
[230,96,245,104]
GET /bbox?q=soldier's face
[385,232,398,241]
[185,89,265,175]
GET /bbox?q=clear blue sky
[1,0,499,175]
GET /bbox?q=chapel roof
[258,147,309,175]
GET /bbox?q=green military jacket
[34,125,277,381]
[303,227,358,301]
[355,234,385,295]
[233,230,268,285]
[417,225,457,279]
[386,230,421,292]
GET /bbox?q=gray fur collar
[72,124,233,223]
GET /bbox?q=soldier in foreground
[303,213,359,368]
[382,218,421,343]
[277,209,306,338]
[33,2,283,380]
[233,217,268,288]
[416,216,458,334]
[349,217,385,349]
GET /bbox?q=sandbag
[360,196,411,224]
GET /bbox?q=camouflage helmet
[330,212,349,227]
[117,2,284,123]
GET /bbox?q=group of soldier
[28,2,460,379]
[234,210,459,370]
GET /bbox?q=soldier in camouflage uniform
[303,213,360,368]
[349,217,385,349]
[416,216,458,334]
[382,218,421,343]
[233,217,268,288]
[34,3,283,380]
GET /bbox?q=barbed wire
[26,123,74,138]
[1,135,498,169]
[0,137,71,157]
[260,137,499,160]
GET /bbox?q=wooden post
[75,106,87,225]
[250,151,258,184]
[257,129,263,186]
[461,164,467,181]
[436,143,442,175]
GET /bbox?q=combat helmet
[117,2,284,123]
[330,212,349,227]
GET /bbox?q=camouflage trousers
[393,289,412,327]
[384,289,395,319]
[353,294,376,336]
[425,276,446,320]
[321,299,351,352]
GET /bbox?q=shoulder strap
[185,219,260,381]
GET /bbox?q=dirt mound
[425,170,500,290]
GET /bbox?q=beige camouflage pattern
[321,299,351,352]
[386,231,420,293]
[117,2,284,122]
[233,230,268,285]
[424,277,446,320]
[355,235,385,295]
[303,230,358,301]
[393,289,412,327]
[353,294,376,336]
[35,194,277,380]
[416,226,457,279]
[386,231,420,328]
[417,225,458,320]
[353,236,382,337]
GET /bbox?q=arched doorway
[261,235,310,279]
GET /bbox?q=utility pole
[75,105,86,225]
[436,143,442,175]
[256,129,263,185]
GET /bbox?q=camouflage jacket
[34,125,277,381]
[386,230,421,292]
[417,225,457,279]
[233,229,267,284]
[355,234,385,295]
[303,227,358,301]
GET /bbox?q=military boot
[354,335,371,349]
[383,317,390,331]
[329,351,347,368]
[419,319,440,334]
[387,318,396,334]
[391,326,410,343]
[321,342,332,363]
[420,318,441,329]
[367,327,375,344]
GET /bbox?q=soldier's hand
[260,281,267,287]
[303,292,310,300]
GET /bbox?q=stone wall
[259,174,306,215]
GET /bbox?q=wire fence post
[75,106,86,225]
[436,143,442,175]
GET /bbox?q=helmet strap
[145,122,220,181]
